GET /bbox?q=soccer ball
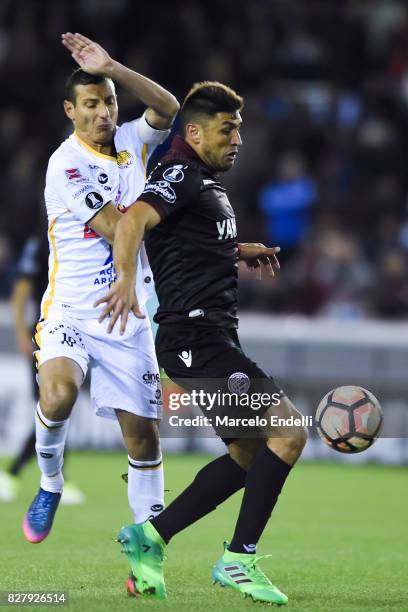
[315,386,383,453]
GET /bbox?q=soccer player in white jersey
[23,32,179,544]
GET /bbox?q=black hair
[181,81,243,132]
[64,68,111,103]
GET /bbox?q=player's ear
[64,99,75,120]
[185,123,201,145]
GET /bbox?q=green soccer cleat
[117,521,167,599]
[212,542,288,605]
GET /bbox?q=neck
[74,131,115,157]
[184,136,211,168]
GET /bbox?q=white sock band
[35,403,69,493]
[127,455,164,523]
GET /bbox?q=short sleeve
[137,111,171,148]
[140,162,200,219]
[46,158,111,224]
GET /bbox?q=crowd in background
[2,0,408,319]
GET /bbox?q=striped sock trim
[128,455,163,470]
[36,403,67,430]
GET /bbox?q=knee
[268,426,308,464]
[124,419,160,461]
[229,446,251,470]
[286,426,309,457]
[40,379,78,419]
[229,440,263,470]
[127,437,161,461]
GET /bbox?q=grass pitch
[0,452,406,611]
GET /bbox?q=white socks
[35,403,69,493]
[127,455,164,523]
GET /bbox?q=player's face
[200,112,242,172]
[64,80,118,147]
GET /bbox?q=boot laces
[243,554,273,585]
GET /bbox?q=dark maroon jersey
[141,136,239,328]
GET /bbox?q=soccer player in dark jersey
[97,82,308,605]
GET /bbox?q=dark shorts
[156,324,283,444]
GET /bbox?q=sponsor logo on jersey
[143,180,176,203]
[216,217,237,240]
[143,370,160,385]
[88,165,110,188]
[98,172,109,185]
[85,191,104,210]
[73,184,93,199]
[65,167,84,181]
[93,268,115,285]
[93,249,115,285]
[163,164,185,183]
[188,309,205,318]
[117,150,134,168]
[178,350,192,368]
[227,372,250,394]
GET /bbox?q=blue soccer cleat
[23,488,61,543]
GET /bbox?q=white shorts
[34,313,162,421]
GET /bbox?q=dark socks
[8,430,36,476]
[229,445,292,554]
[151,454,246,544]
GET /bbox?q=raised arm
[62,32,179,129]
[94,201,161,333]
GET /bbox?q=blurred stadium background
[1,0,408,465]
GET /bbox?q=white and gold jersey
[41,112,170,320]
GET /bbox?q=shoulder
[114,120,137,145]
[147,159,201,191]
[48,135,80,164]
[151,158,200,181]
[141,160,200,209]
[47,138,89,182]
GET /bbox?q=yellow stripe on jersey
[74,131,117,161]
[35,216,59,366]
[142,143,148,177]
[41,217,59,321]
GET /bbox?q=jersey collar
[166,135,217,176]
[73,131,117,162]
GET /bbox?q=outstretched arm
[94,201,161,333]
[238,243,281,278]
[62,32,179,129]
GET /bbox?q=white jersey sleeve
[45,155,112,225]
[121,111,171,161]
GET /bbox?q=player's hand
[61,32,114,75]
[238,243,281,278]
[94,273,145,335]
